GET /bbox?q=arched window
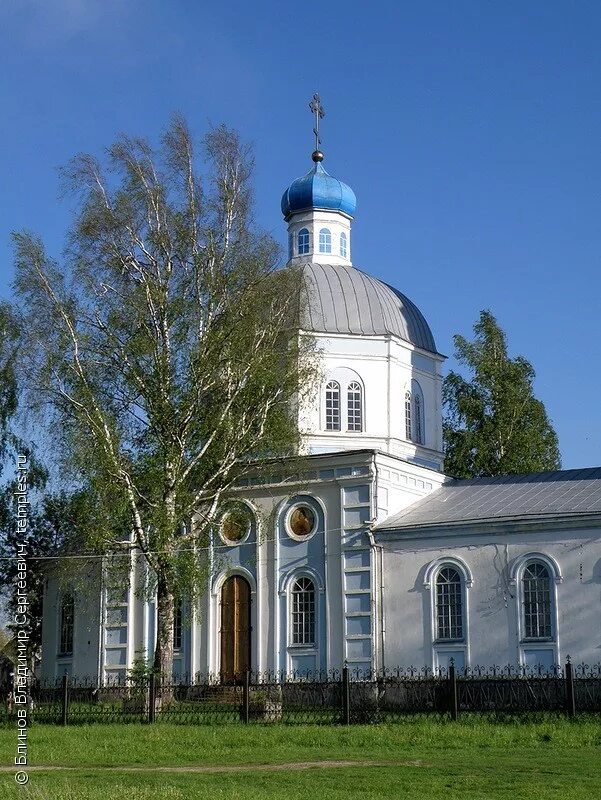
[291,577,316,646]
[347,381,363,431]
[325,380,340,431]
[173,597,183,650]
[288,233,293,260]
[404,391,412,440]
[340,231,347,258]
[522,562,552,639]
[411,380,425,444]
[414,394,423,444]
[435,567,463,640]
[319,228,332,254]
[59,592,74,655]
[298,228,310,255]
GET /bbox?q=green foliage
[12,116,319,678]
[443,310,561,478]
[127,651,155,688]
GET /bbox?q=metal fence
[2,659,600,726]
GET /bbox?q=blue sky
[2,0,600,468]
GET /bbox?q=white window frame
[404,391,412,440]
[435,566,464,642]
[347,381,363,432]
[424,557,472,670]
[340,230,347,258]
[318,227,332,254]
[510,553,562,666]
[289,576,317,647]
[58,590,75,657]
[411,380,425,445]
[298,228,310,255]
[325,380,341,431]
[322,373,365,435]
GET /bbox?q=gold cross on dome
[309,93,325,152]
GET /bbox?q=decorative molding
[424,556,474,589]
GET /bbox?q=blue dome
[281,162,357,219]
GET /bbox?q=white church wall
[41,570,102,679]
[232,454,376,674]
[379,525,601,670]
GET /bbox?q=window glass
[319,228,332,254]
[325,380,340,430]
[522,562,552,639]
[405,392,412,440]
[59,593,74,655]
[173,598,183,650]
[414,394,423,444]
[298,228,310,255]
[291,577,315,646]
[340,231,347,258]
[347,381,363,431]
[436,567,463,640]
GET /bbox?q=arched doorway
[220,575,251,683]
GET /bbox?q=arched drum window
[436,567,463,641]
[347,381,363,432]
[340,231,347,258]
[414,394,423,444]
[319,228,332,254]
[325,380,340,430]
[298,228,310,255]
[291,577,316,646]
[522,562,552,639]
[404,391,412,440]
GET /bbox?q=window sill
[520,639,555,644]
[434,640,465,645]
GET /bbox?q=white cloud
[1,0,134,48]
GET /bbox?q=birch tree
[443,310,560,478]
[13,117,315,681]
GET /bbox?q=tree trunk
[153,573,174,704]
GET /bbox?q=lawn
[0,717,599,799]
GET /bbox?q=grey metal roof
[300,262,438,354]
[375,468,601,531]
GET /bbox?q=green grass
[0,717,599,799]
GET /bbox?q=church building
[41,118,601,683]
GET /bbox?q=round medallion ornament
[219,504,252,545]
[286,504,317,540]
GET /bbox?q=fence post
[60,674,69,726]
[565,657,576,718]
[448,661,458,721]
[243,670,250,724]
[342,666,350,725]
[148,672,156,724]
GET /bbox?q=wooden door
[220,576,251,683]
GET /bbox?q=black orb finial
[312,150,324,163]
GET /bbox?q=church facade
[41,144,601,682]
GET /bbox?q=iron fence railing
[1,659,599,726]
